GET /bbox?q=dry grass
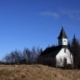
[0,64,80,80]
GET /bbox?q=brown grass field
[0,65,80,80]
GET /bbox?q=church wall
[56,48,73,67]
[37,57,56,67]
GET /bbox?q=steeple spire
[58,27,68,46]
[58,27,67,39]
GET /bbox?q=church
[37,27,73,67]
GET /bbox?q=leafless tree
[3,50,23,64]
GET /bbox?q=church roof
[40,46,62,57]
[39,45,68,58]
[58,27,67,39]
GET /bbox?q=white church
[38,27,73,67]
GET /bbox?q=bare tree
[3,47,42,64]
[3,50,23,64]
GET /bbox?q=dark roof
[58,27,67,39]
[40,46,62,57]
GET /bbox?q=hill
[0,65,79,80]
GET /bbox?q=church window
[64,48,66,53]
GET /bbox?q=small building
[37,27,73,67]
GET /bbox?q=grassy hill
[0,65,80,80]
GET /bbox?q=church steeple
[58,27,68,46]
[58,27,67,39]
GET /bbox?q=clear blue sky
[0,0,80,60]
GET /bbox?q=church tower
[58,27,68,46]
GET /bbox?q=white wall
[56,48,73,67]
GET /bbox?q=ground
[0,65,80,80]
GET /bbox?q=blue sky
[0,0,80,60]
